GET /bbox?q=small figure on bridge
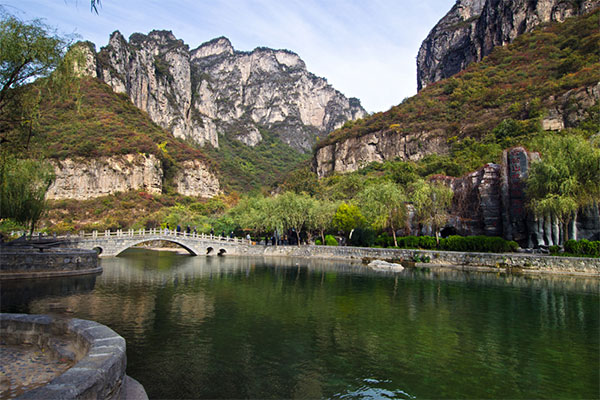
[210,228,214,236]
[176,225,181,236]
[230,231,234,238]
[186,225,190,235]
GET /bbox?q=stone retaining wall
[0,313,147,399]
[0,249,100,279]
[232,245,600,276]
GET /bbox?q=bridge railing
[47,229,251,245]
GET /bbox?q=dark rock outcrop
[417,0,600,90]
[436,147,599,246]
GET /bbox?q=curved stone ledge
[0,313,147,400]
[0,249,100,280]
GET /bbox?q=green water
[2,249,598,399]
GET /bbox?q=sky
[2,0,456,113]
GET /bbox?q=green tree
[355,181,407,247]
[277,191,315,245]
[0,156,54,236]
[332,202,365,241]
[410,180,454,244]
[527,133,600,243]
[0,9,71,150]
[307,198,338,245]
[0,10,73,236]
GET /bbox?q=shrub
[324,234,338,246]
[440,235,518,253]
[418,236,437,249]
[315,239,322,245]
[375,233,394,247]
[549,245,561,255]
[348,228,376,247]
[564,239,600,257]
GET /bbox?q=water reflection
[1,274,98,313]
[1,249,598,399]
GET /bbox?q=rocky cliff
[89,32,365,152]
[314,9,599,178]
[432,148,600,245]
[47,154,220,200]
[417,0,600,90]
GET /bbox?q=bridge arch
[113,238,199,257]
[92,246,103,255]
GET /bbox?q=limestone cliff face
[434,148,599,245]
[47,154,220,200]
[94,32,366,152]
[417,0,600,90]
[174,160,220,198]
[314,129,448,177]
[47,154,163,200]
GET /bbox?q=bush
[348,228,376,247]
[564,239,600,257]
[315,239,322,245]
[375,233,394,247]
[549,245,561,255]
[418,236,437,249]
[324,235,338,246]
[439,235,518,253]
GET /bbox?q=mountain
[314,9,599,177]
[417,0,600,91]
[24,76,219,200]
[86,31,365,153]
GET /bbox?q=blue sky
[3,0,455,112]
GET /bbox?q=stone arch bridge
[67,229,252,257]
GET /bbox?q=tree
[1,9,70,148]
[0,10,76,236]
[355,181,407,247]
[307,199,338,245]
[332,202,365,241]
[0,156,54,235]
[410,180,454,244]
[527,133,600,243]
[277,191,315,245]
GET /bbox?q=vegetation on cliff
[316,10,599,175]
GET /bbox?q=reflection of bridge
[68,229,251,257]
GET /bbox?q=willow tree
[526,133,600,243]
[276,191,315,245]
[307,199,338,245]
[0,156,54,235]
[355,181,407,247]
[410,180,454,244]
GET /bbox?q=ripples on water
[2,249,598,399]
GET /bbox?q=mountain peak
[192,36,234,59]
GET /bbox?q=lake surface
[2,249,599,399]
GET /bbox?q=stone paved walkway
[0,343,74,399]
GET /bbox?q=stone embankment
[0,313,147,399]
[233,245,600,277]
[0,249,100,280]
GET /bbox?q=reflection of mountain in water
[0,274,99,313]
